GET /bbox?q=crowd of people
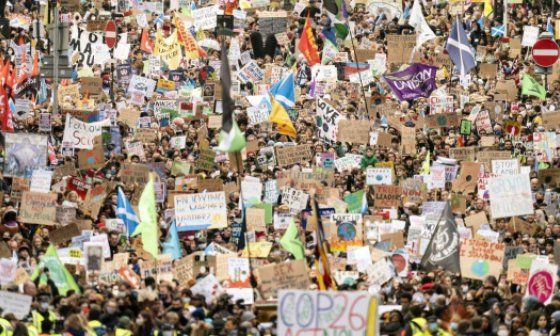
[0,0,559,335]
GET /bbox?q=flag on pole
[446,16,476,77]
[298,16,321,66]
[132,174,159,258]
[31,244,81,296]
[215,41,246,153]
[547,18,554,35]
[117,187,140,237]
[491,25,505,37]
[269,73,295,109]
[421,202,461,274]
[280,218,305,260]
[269,96,297,138]
[521,74,546,100]
[162,221,182,260]
[315,203,336,290]
[408,0,436,50]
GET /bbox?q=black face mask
[384,321,402,333]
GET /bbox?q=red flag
[1,61,10,87]
[0,85,14,132]
[298,16,321,66]
[140,29,154,54]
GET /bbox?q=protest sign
[425,113,461,128]
[450,147,476,161]
[4,133,48,177]
[195,148,216,172]
[62,114,110,149]
[488,174,533,219]
[330,214,362,253]
[246,208,266,232]
[491,159,519,175]
[80,77,103,95]
[174,192,227,230]
[49,223,81,246]
[278,290,379,336]
[275,145,313,167]
[334,155,362,171]
[317,97,344,143]
[337,120,371,144]
[366,167,392,185]
[119,163,150,185]
[20,192,57,225]
[460,239,505,280]
[0,291,32,319]
[401,178,426,204]
[256,260,310,299]
[374,185,402,208]
[281,187,309,212]
[30,170,53,193]
[527,261,558,304]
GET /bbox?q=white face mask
[497,330,509,336]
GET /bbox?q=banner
[278,290,379,336]
[69,27,111,66]
[330,214,363,252]
[256,260,310,299]
[383,63,437,101]
[62,114,111,149]
[4,133,48,177]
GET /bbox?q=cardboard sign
[275,145,313,167]
[80,77,103,95]
[197,178,224,192]
[77,136,104,170]
[119,163,150,185]
[195,148,216,172]
[450,147,476,161]
[174,192,228,230]
[118,108,141,127]
[460,239,505,280]
[452,162,481,193]
[539,168,560,187]
[479,63,498,79]
[401,178,426,204]
[425,113,461,128]
[246,208,266,232]
[20,192,58,225]
[542,112,560,129]
[256,260,310,299]
[337,120,371,144]
[373,185,402,208]
[386,35,416,64]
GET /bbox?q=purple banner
[383,63,438,101]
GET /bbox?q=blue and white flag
[548,18,554,35]
[491,25,505,37]
[269,72,295,109]
[446,17,476,77]
[117,187,140,237]
[162,221,182,260]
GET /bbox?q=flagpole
[503,0,508,38]
[347,25,370,118]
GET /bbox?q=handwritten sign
[278,290,379,336]
[337,120,370,144]
[174,192,227,230]
[460,239,505,280]
[0,291,32,319]
[373,185,401,208]
[488,174,533,219]
[20,192,57,225]
[256,260,310,299]
[275,145,313,167]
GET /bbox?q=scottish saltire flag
[446,17,476,77]
[491,25,505,37]
[548,18,554,35]
[117,187,140,237]
[269,73,295,109]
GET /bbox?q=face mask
[498,330,509,336]
[162,332,173,336]
[106,308,117,314]
[182,298,190,304]
[136,318,144,325]
[40,302,49,310]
